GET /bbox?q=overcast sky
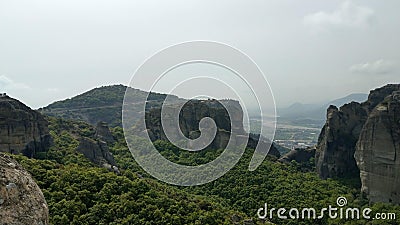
[1,0,399,109]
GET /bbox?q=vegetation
[9,117,400,225]
[39,85,181,127]
[12,118,244,225]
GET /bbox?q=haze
[1,0,399,109]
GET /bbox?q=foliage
[10,118,399,225]
[39,85,181,127]
[109,127,400,225]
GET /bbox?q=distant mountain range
[277,93,368,127]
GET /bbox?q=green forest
[8,117,400,225]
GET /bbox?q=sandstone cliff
[76,136,119,173]
[0,95,52,157]
[355,90,400,204]
[140,99,280,157]
[315,103,367,179]
[0,153,49,224]
[316,84,400,204]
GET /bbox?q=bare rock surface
[315,103,367,179]
[141,99,280,157]
[0,153,49,225]
[0,95,52,157]
[355,90,400,204]
[316,84,400,204]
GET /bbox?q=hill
[40,85,181,127]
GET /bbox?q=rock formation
[0,153,49,224]
[0,95,52,158]
[316,84,400,204]
[315,102,368,179]
[95,121,115,144]
[279,147,316,164]
[355,90,400,204]
[141,99,280,157]
[76,122,119,173]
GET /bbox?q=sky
[0,0,399,109]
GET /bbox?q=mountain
[277,93,368,127]
[328,93,368,107]
[40,85,182,127]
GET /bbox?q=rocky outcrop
[0,95,52,158]
[355,90,400,204]
[76,137,119,173]
[0,153,49,224]
[144,99,245,142]
[95,121,115,144]
[316,84,400,204]
[141,99,280,157]
[279,147,316,164]
[315,103,368,179]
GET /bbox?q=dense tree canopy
[10,118,400,225]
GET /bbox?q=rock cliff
[0,153,49,224]
[141,99,280,157]
[316,84,400,204]
[315,102,368,179]
[0,95,52,157]
[355,90,400,204]
[76,136,119,173]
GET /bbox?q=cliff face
[0,95,52,157]
[315,103,368,179]
[144,99,244,148]
[76,136,119,173]
[0,95,118,172]
[141,99,280,157]
[355,90,400,204]
[0,153,49,224]
[316,84,400,204]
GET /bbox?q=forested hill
[39,85,181,127]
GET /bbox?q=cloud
[349,59,397,75]
[0,75,31,90]
[304,1,374,30]
[46,87,60,92]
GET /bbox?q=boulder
[0,153,49,224]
